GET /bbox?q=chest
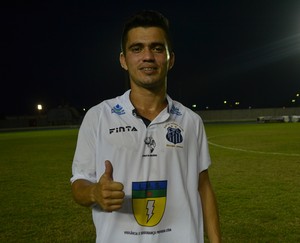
[100,115,189,156]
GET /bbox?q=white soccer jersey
[71,90,211,243]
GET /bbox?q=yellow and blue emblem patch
[132,180,167,227]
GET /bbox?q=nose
[143,48,155,62]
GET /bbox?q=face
[120,27,175,90]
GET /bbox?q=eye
[152,45,165,53]
[130,46,142,53]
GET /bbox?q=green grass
[205,123,300,243]
[0,129,95,242]
[0,123,299,242]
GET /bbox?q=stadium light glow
[37,104,43,111]
[192,104,197,108]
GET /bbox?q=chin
[131,76,165,89]
[143,82,165,91]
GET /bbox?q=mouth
[140,67,157,74]
[140,67,156,70]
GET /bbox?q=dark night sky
[1,1,300,116]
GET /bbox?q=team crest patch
[166,126,183,144]
[165,123,184,148]
[111,104,125,115]
[132,180,167,227]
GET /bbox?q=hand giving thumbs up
[92,160,125,212]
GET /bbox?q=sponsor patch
[111,104,125,115]
[144,136,156,153]
[169,105,182,116]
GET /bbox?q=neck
[129,86,167,121]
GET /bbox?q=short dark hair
[121,10,173,53]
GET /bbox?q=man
[71,10,221,243]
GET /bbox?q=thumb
[103,160,114,181]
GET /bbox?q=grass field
[0,123,299,242]
[205,122,300,243]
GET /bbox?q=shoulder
[171,99,203,123]
[86,93,126,115]
[81,96,119,124]
[83,91,131,123]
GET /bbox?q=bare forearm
[201,187,221,242]
[71,179,97,207]
[71,163,125,211]
[199,170,222,242]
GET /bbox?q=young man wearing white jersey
[71,10,221,243]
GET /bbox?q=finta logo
[109,126,138,134]
[111,104,125,115]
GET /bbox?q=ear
[168,52,175,70]
[119,52,128,70]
